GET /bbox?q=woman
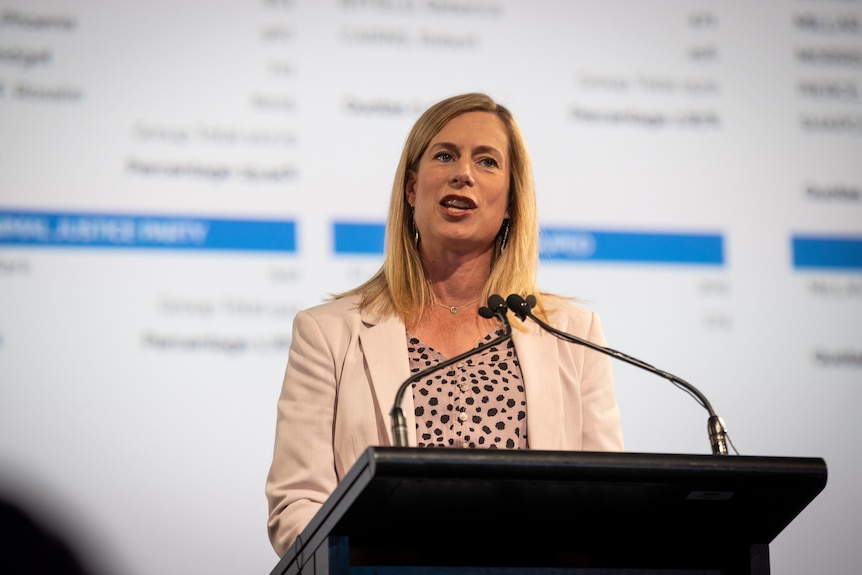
[265,93,623,556]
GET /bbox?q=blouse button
[459,383,469,393]
[458,411,468,422]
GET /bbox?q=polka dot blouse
[407,330,528,449]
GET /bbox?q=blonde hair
[339,93,542,324]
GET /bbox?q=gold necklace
[435,297,481,314]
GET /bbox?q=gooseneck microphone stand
[389,295,513,448]
[506,294,732,456]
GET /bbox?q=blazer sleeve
[265,307,341,557]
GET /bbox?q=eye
[479,157,499,168]
[433,151,454,162]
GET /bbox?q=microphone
[479,293,507,319]
[389,295,513,448]
[506,294,732,456]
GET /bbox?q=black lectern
[269,447,826,575]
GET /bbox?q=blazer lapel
[356,310,565,449]
[358,310,415,447]
[513,324,565,450]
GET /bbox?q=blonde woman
[265,93,623,556]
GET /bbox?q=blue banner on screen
[0,210,296,252]
[334,222,386,254]
[332,222,724,265]
[792,235,862,270]
[540,229,724,264]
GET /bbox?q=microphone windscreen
[505,294,528,320]
[487,294,506,310]
[477,306,495,318]
[506,293,525,310]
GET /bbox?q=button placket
[454,361,469,422]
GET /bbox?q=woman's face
[406,111,511,259]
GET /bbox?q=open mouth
[441,196,476,211]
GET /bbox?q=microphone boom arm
[508,294,730,455]
[389,299,513,448]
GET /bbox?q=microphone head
[505,293,524,307]
[487,294,506,312]
[506,294,538,320]
[482,294,511,326]
[477,306,495,318]
[505,294,529,320]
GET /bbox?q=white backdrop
[1,1,861,573]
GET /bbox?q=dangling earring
[411,205,420,247]
[500,218,510,253]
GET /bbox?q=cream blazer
[265,294,623,556]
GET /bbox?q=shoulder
[295,293,398,334]
[537,293,605,339]
[290,295,364,343]
[300,294,362,320]
[539,293,598,322]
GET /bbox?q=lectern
[269,447,826,575]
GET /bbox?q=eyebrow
[429,142,504,157]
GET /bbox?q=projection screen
[1,1,860,573]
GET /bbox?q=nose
[450,159,475,187]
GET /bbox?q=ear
[405,170,417,206]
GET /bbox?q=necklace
[435,297,481,314]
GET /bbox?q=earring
[411,205,420,247]
[500,219,510,253]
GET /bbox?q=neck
[421,250,491,306]
[434,296,480,314]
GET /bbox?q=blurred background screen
[1,1,860,574]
